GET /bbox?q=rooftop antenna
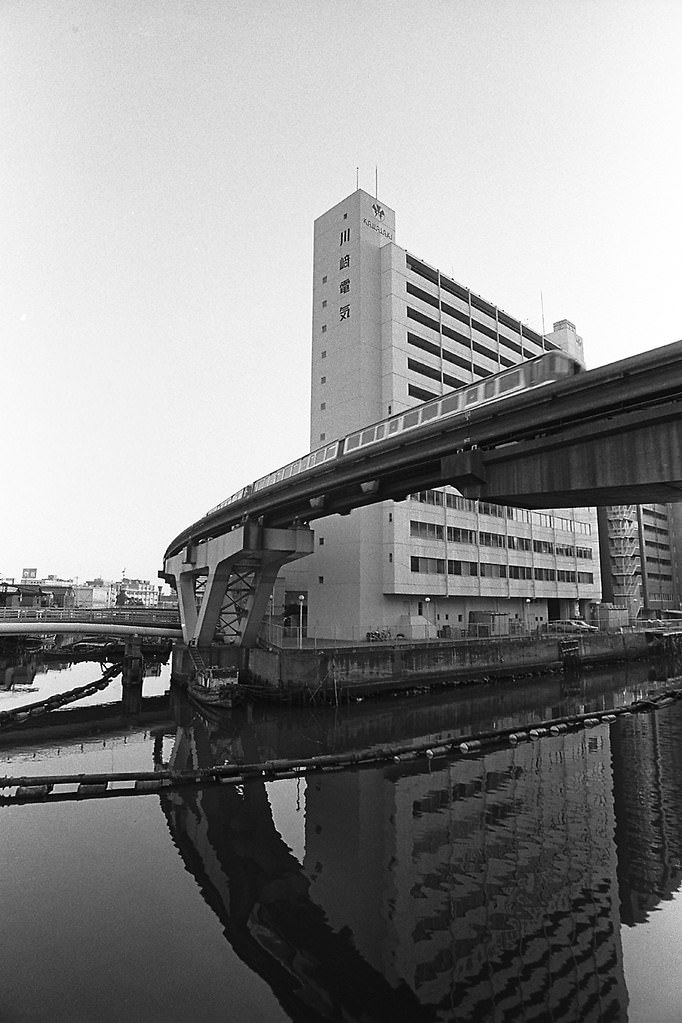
[356,166,359,190]
[375,165,378,198]
[540,289,546,336]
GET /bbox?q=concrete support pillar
[163,522,314,648]
[122,635,143,714]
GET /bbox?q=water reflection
[5,651,682,1020]
[161,694,674,1021]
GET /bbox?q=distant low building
[0,583,21,608]
[74,581,116,608]
[116,578,161,608]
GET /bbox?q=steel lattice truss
[214,566,257,642]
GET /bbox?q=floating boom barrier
[0,663,122,732]
[2,682,682,805]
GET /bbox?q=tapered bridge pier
[161,520,314,648]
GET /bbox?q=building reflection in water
[612,707,682,928]
[159,690,682,1022]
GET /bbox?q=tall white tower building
[283,190,600,640]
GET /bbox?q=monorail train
[207,351,581,516]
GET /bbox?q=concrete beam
[452,412,682,508]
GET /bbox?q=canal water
[2,649,682,1021]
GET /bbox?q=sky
[1,0,681,587]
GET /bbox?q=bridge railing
[0,607,180,626]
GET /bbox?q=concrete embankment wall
[246,631,654,702]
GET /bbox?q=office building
[284,190,601,640]
[599,503,682,618]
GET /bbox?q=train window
[403,411,420,429]
[388,419,400,434]
[283,465,293,479]
[441,393,460,415]
[375,424,385,440]
[421,404,440,422]
[314,449,326,465]
[499,371,520,392]
[346,433,361,451]
[465,388,479,405]
[325,444,338,460]
[361,428,376,445]
[483,380,496,398]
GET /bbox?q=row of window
[409,490,593,534]
[407,331,514,384]
[409,520,593,557]
[407,292,532,368]
[643,507,669,522]
[405,253,555,353]
[409,556,594,583]
[408,357,465,391]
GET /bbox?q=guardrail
[258,618,682,650]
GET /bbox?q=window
[406,281,440,309]
[409,384,437,401]
[410,520,444,541]
[320,433,325,441]
[322,275,327,284]
[322,325,327,333]
[321,350,327,359]
[410,556,445,575]
[447,526,476,544]
[322,300,327,308]
[533,539,554,555]
[479,531,505,548]
[319,537,325,546]
[320,402,326,410]
[321,376,326,383]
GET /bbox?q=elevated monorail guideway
[162,340,682,647]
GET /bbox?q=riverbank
[173,628,682,704]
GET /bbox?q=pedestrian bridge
[162,340,682,648]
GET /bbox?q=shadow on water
[154,656,682,1022]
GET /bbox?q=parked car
[538,619,598,634]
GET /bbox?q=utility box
[468,611,510,638]
[594,604,629,630]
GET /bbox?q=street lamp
[298,594,305,649]
[424,596,431,639]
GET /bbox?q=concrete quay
[173,629,682,704]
